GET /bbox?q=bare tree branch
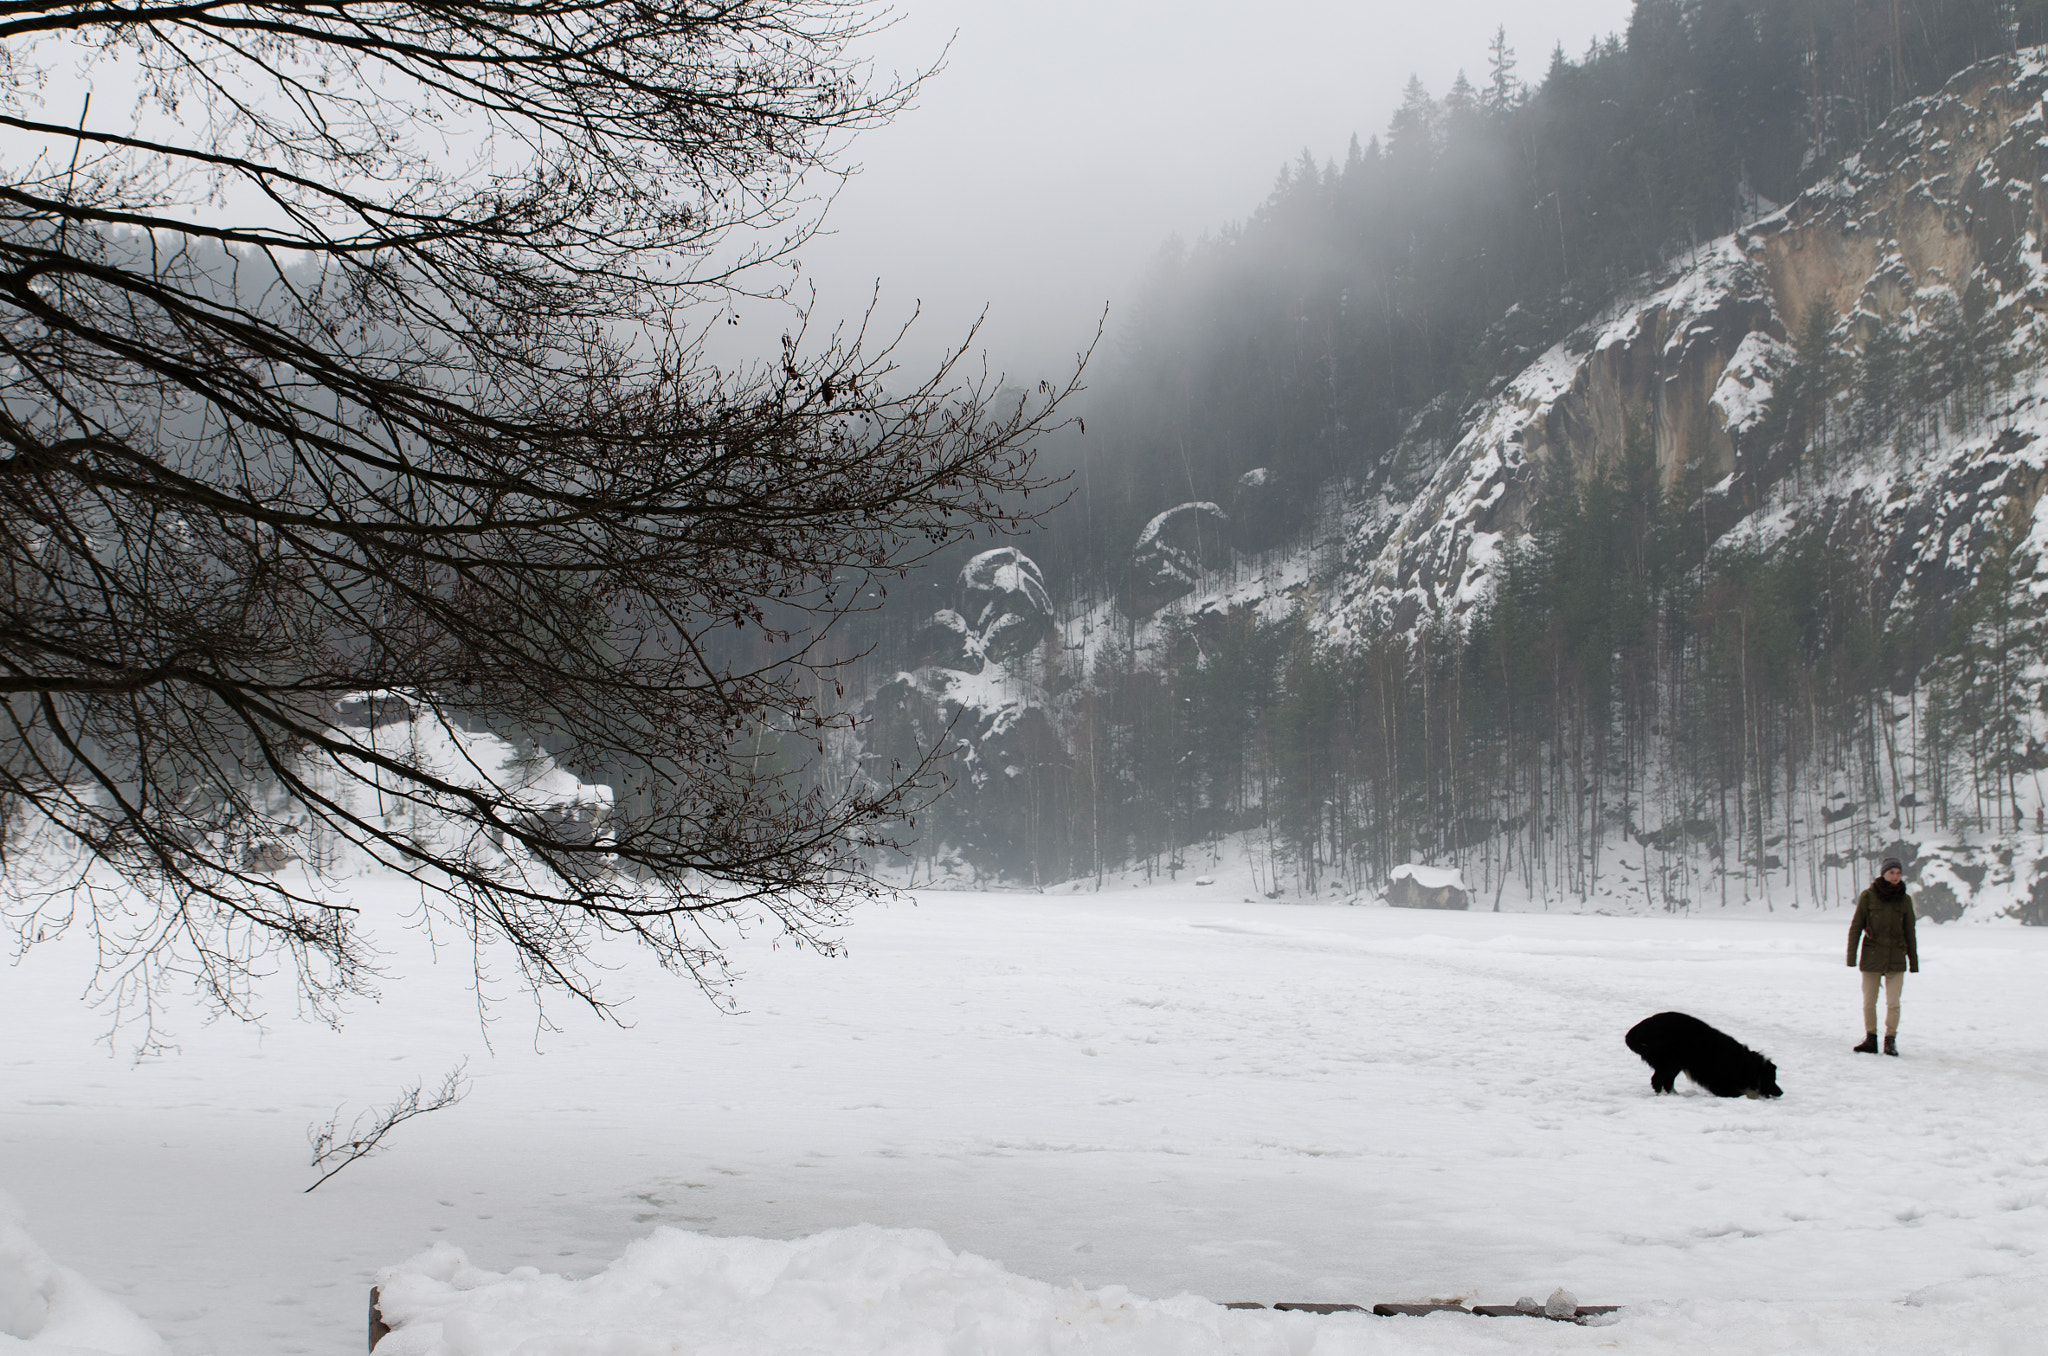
[305,1060,470,1192]
[0,0,1084,1028]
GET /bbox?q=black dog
[1625,1011,1782,1098]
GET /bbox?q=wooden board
[1471,1304,1622,1321]
[368,1284,1614,1345]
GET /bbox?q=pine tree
[1486,26,1521,110]
[1387,76,1441,165]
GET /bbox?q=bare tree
[0,0,1075,1025]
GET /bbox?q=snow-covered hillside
[1081,48,2048,654]
[1316,51,2048,649]
[866,50,2048,909]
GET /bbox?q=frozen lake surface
[5,882,2046,1353]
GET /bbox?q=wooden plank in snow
[1471,1304,1622,1321]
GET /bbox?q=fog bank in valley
[786,0,1635,384]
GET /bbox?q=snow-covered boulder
[1386,864,1468,910]
[2020,861,2048,925]
[861,664,1068,882]
[1120,502,1231,616]
[959,548,1054,662]
[909,609,984,674]
[1913,878,1965,924]
[1229,467,1288,551]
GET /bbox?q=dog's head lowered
[1743,1060,1784,1099]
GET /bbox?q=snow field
[5,882,2048,1353]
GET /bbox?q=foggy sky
[782,0,1636,386]
[19,2,1637,389]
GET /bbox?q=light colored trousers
[1861,970,1905,1036]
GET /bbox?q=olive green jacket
[1848,885,1920,973]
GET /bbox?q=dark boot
[1884,1035,1899,1057]
[1853,1033,1879,1054]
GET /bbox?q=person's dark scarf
[1872,876,1907,902]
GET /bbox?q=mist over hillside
[856,1,2048,921]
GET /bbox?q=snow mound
[371,1225,1241,1356]
[370,1223,2048,1356]
[0,1197,165,1356]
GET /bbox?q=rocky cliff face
[861,549,1067,884]
[1312,51,2048,647]
[1066,52,2048,663]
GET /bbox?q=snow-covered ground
[5,878,2047,1354]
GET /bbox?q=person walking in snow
[1848,857,1919,1056]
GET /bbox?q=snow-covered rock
[1321,232,1784,639]
[861,652,1066,883]
[1386,864,1469,910]
[1120,502,1231,616]
[961,548,1055,662]
[909,608,985,674]
[1229,467,1288,551]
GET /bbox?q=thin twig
[305,1061,470,1192]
